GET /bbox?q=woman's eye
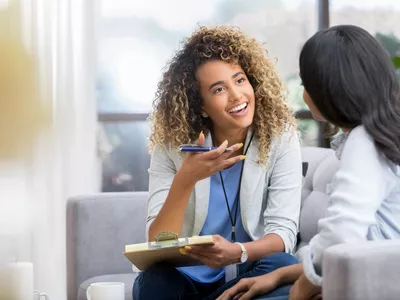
[213,87,224,94]
[237,77,246,84]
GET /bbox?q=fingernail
[237,143,243,149]
[240,155,246,160]
[199,131,204,138]
[179,248,187,255]
[185,246,191,250]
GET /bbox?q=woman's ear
[201,110,209,118]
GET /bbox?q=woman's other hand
[217,273,280,300]
[289,274,322,300]
[179,234,241,268]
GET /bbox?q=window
[97,0,319,192]
[330,0,400,59]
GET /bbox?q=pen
[178,145,233,152]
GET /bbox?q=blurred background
[97,0,400,192]
[1,1,399,299]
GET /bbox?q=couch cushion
[299,191,330,245]
[301,147,338,203]
[323,240,400,300]
[299,147,339,248]
[78,273,138,300]
[67,192,148,300]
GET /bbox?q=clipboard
[123,231,214,271]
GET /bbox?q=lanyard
[218,132,254,242]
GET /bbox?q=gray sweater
[146,128,303,253]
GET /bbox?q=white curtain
[1,0,98,299]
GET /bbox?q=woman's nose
[229,87,242,102]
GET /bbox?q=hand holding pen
[176,131,245,186]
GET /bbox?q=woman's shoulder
[259,125,300,165]
[341,126,381,159]
[347,125,369,139]
[343,126,400,176]
[150,143,182,164]
[345,125,381,153]
[270,124,300,150]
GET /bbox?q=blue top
[178,161,252,283]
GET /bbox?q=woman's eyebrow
[208,72,245,90]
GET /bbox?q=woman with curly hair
[133,26,302,300]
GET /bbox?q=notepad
[123,231,214,271]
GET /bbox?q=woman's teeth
[228,103,247,113]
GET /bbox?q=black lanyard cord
[218,132,255,242]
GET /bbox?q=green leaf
[392,56,400,69]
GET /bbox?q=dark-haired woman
[219,24,400,300]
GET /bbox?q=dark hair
[300,24,400,165]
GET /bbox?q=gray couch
[67,147,400,300]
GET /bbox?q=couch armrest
[323,239,400,300]
[67,192,147,300]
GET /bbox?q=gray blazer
[147,128,302,253]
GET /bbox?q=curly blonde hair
[149,25,295,164]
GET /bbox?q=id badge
[224,264,238,282]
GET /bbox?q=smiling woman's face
[196,59,255,133]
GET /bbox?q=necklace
[217,132,254,242]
